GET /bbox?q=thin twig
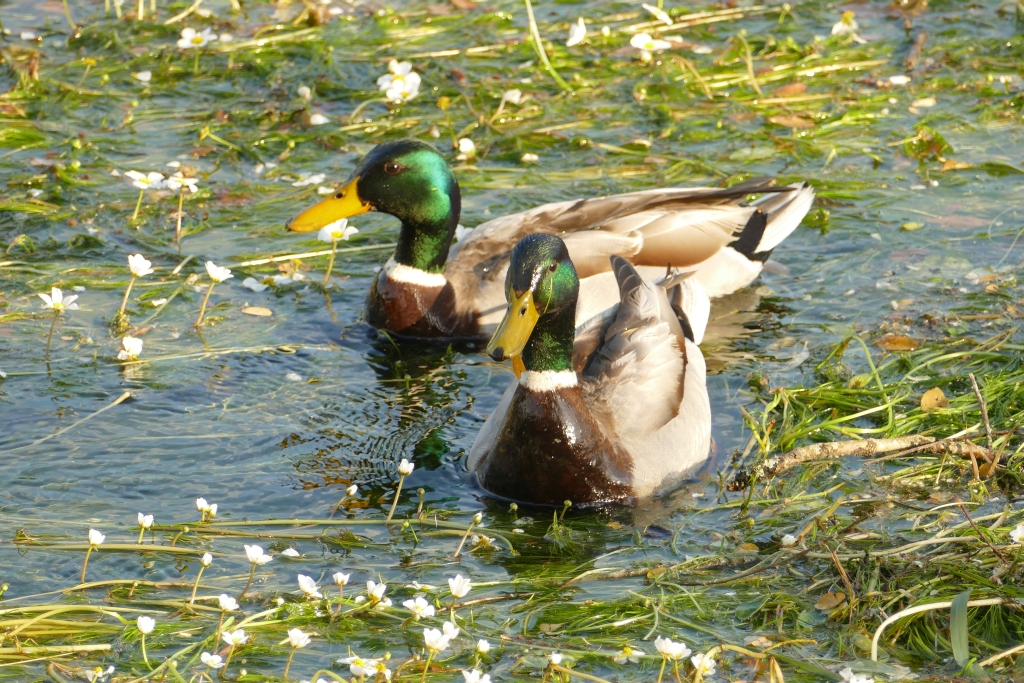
[905,30,927,70]
[968,373,993,450]
[958,504,1008,565]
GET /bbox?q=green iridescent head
[287,139,461,273]
[487,234,579,373]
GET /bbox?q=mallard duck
[465,233,711,506]
[287,139,813,341]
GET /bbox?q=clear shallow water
[1,0,1023,679]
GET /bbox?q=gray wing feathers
[579,258,711,495]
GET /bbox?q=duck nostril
[519,307,527,316]
[490,346,505,362]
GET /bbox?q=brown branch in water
[747,434,993,480]
[905,30,927,70]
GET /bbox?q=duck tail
[730,182,815,260]
[667,277,709,345]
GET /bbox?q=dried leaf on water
[773,82,807,96]
[814,592,846,611]
[242,306,273,317]
[875,335,919,352]
[920,387,949,412]
[766,114,815,129]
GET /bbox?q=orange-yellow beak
[286,176,370,232]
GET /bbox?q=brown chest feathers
[365,269,477,339]
[473,386,635,507]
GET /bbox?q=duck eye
[548,262,558,272]
[384,161,402,175]
[335,192,344,199]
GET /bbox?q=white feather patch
[384,257,448,288]
[520,370,578,391]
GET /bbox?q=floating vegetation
[2,0,1024,681]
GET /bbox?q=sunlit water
[1,0,1023,677]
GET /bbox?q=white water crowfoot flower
[283,628,311,678]
[318,218,359,286]
[80,529,104,584]
[133,70,152,83]
[831,12,868,44]
[117,336,143,362]
[476,639,491,655]
[124,171,165,222]
[195,262,232,327]
[691,652,716,677]
[297,574,322,599]
[125,171,165,191]
[281,548,300,558]
[654,636,690,661]
[221,628,248,670]
[548,652,563,665]
[463,670,492,683]
[1010,524,1024,543]
[39,287,79,312]
[86,666,115,682]
[218,594,239,612]
[566,17,587,47]
[137,616,155,634]
[222,629,247,646]
[630,32,671,62]
[137,616,156,665]
[166,172,199,194]
[308,113,329,126]
[136,512,154,543]
[378,59,421,103]
[385,459,414,523]
[448,574,472,599]
[521,152,539,164]
[839,668,874,683]
[341,655,379,678]
[38,284,78,358]
[613,645,643,664]
[196,497,219,521]
[403,596,436,619]
[781,533,798,547]
[654,636,691,683]
[240,545,272,598]
[201,652,224,669]
[292,172,326,187]
[456,137,476,161]
[128,254,154,278]
[117,254,153,321]
[178,27,217,49]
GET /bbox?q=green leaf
[979,161,1024,176]
[951,588,972,667]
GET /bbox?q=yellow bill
[286,177,370,232]
[486,289,539,362]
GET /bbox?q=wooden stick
[747,434,993,480]
[905,30,927,70]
